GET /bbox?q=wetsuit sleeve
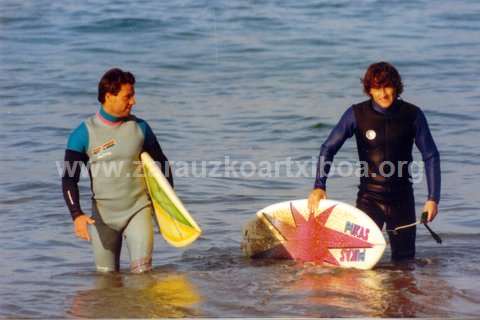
[314,107,356,190]
[62,123,89,220]
[414,109,441,203]
[66,122,88,153]
[139,120,174,188]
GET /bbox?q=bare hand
[308,188,327,214]
[423,200,438,222]
[74,214,95,241]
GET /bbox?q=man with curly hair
[308,62,441,261]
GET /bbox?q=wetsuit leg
[89,222,122,272]
[385,191,416,261]
[357,189,416,261]
[356,190,386,230]
[89,202,123,272]
[123,206,154,273]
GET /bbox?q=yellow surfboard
[141,152,201,247]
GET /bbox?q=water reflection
[284,265,388,317]
[282,260,451,317]
[68,271,202,318]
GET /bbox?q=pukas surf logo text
[344,221,370,241]
[340,249,367,262]
[341,221,370,263]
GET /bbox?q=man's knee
[130,256,152,273]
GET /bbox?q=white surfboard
[141,152,201,247]
[241,199,386,270]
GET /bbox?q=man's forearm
[314,152,334,190]
[425,153,441,203]
[62,149,88,220]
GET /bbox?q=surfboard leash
[386,211,442,244]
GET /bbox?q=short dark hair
[98,68,135,104]
[362,62,403,97]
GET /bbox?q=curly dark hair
[362,62,403,97]
[98,68,135,104]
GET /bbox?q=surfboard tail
[153,202,202,247]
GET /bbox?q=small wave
[310,122,333,130]
[69,18,165,34]
[0,195,45,205]
[424,110,477,121]
[435,12,480,24]
[4,181,58,193]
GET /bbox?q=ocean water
[1,0,480,318]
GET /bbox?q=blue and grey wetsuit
[62,107,173,272]
[314,99,441,260]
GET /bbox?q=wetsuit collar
[97,106,125,126]
[100,106,121,121]
[372,99,399,115]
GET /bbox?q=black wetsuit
[314,99,441,260]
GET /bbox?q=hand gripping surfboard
[141,152,201,247]
[241,199,386,270]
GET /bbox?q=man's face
[105,83,136,117]
[369,86,396,108]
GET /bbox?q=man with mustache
[62,68,173,272]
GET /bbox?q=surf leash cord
[386,211,442,244]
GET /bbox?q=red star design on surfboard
[262,203,374,266]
